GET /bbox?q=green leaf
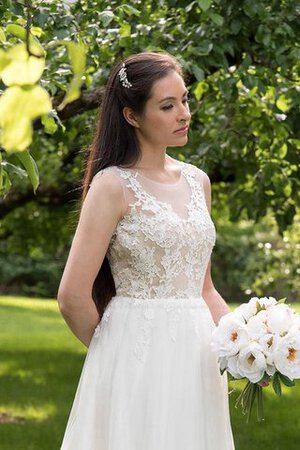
[272,372,282,396]
[208,12,224,26]
[277,297,287,304]
[0,49,10,74]
[119,23,131,38]
[98,11,115,26]
[16,150,39,193]
[0,156,12,197]
[6,23,45,57]
[192,65,205,82]
[1,43,45,86]
[194,80,208,100]
[198,0,212,12]
[278,373,295,387]
[41,114,58,134]
[0,85,52,152]
[196,41,213,55]
[57,41,86,111]
[0,27,6,41]
[276,94,291,113]
[120,4,141,16]
[2,161,27,178]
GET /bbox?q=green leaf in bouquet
[278,373,295,387]
[256,301,264,313]
[277,297,287,304]
[272,372,282,396]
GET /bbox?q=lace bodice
[93,160,216,299]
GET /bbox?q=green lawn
[0,296,299,449]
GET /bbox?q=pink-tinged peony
[266,303,294,334]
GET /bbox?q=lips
[174,126,189,133]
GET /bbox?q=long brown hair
[81,52,183,318]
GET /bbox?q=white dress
[60,160,235,450]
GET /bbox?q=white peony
[292,313,300,330]
[258,332,278,376]
[227,355,244,379]
[273,330,300,380]
[236,342,267,383]
[246,310,268,340]
[256,296,277,309]
[211,314,249,357]
[234,301,257,322]
[266,303,294,335]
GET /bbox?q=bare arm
[201,171,231,325]
[57,171,126,348]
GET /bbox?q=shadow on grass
[0,349,86,450]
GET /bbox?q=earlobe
[122,107,140,128]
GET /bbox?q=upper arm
[198,169,216,294]
[201,170,212,214]
[57,171,126,307]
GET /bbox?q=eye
[183,95,190,104]
[161,104,173,111]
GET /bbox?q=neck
[134,139,169,171]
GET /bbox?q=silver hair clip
[118,62,132,88]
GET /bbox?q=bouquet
[211,296,300,422]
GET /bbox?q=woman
[57,51,236,449]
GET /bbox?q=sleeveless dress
[60,160,235,450]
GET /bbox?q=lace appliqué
[103,162,216,300]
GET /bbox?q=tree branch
[0,182,81,220]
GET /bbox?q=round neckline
[125,158,184,186]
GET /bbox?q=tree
[0,0,299,296]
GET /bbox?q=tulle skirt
[60,295,235,450]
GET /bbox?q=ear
[122,107,140,128]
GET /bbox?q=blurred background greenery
[1,0,299,304]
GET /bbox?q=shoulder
[90,166,122,192]
[183,162,212,210]
[87,166,126,219]
[183,162,211,188]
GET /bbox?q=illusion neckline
[120,160,184,187]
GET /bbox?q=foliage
[212,206,300,303]
[0,0,299,297]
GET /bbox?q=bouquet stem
[235,381,264,423]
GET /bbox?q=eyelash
[161,97,190,111]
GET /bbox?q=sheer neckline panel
[119,158,184,187]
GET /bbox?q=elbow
[57,284,90,314]
[57,285,72,314]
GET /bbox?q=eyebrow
[158,91,189,103]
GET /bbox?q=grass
[0,295,299,449]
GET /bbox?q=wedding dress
[60,159,235,450]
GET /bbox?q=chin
[168,137,189,148]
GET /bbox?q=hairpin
[118,62,132,88]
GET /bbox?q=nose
[177,104,191,123]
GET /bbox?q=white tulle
[60,159,235,450]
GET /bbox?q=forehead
[149,71,186,100]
